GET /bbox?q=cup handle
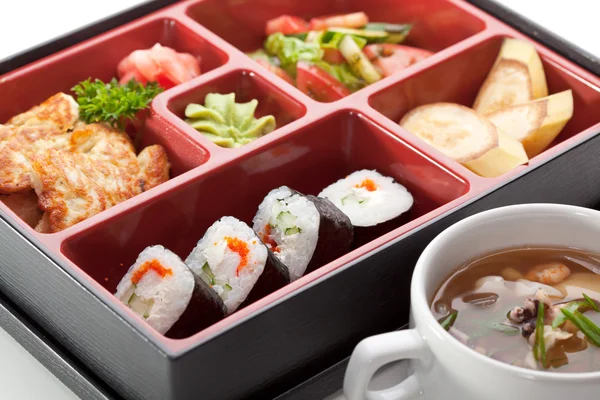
[343,329,427,400]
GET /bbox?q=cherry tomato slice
[265,15,309,35]
[363,44,433,77]
[296,61,350,102]
[323,48,346,64]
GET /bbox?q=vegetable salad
[248,12,433,102]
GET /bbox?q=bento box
[1,1,600,399]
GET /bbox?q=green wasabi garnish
[184,93,276,148]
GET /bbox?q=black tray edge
[274,325,409,400]
[0,291,117,400]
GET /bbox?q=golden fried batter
[137,145,171,192]
[0,93,80,194]
[35,213,51,233]
[30,123,170,233]
[0,125,71,194]
[31,148,143,233]
[8,92,79,131]
[0,125,12,141]
[1,94,171,232]
[70,123,140,171]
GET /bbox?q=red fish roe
[224,237,250,276]
[355,178,377,192]
[131,259,172,284]
[261,225,280,253]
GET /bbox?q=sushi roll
[318,170,413,243]
[253,186,354,281]
[115,245,226,338]
[186,216,290,314]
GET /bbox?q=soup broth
[432,247,600,372]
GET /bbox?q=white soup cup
[343,204,600,400]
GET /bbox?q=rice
[318,169,413,227]
[252,186,320,281]
[185,216,267,314]
[115,245,194,335]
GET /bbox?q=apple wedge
[486,90,574,158]
[462,131,529,178]
[473,38,548,115]
[399,103,498,163]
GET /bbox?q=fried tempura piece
[0,125,13,141]
[0,125,71,193]
[7,92,79,131]
[1,94,171,233]
[30,123,171,233]
[34,213,51,233]
[69,122,140,172]
[31,149,143,233]
[0,93,80,194]
[137,145,171,191]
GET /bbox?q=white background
[0,1,598,61]
[0,1,595,399]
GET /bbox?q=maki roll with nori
[253,186,354,281]
[318,169,413,243]
[186,216,290,314]
[115,245,226,338]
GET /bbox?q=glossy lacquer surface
[0,0,599,357]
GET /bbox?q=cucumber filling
[201,263,232,300]
[214,278,228,286]
[123,283,137,303]
[275,211,302,236]
[128,293,155,319]
[222,284,232,300]
[200,262,215,286]
[213,279,232,300]
[341,195,366,206]
[285,227,301,235]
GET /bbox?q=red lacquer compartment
[368,35,600,173]
[185,0,486,102]
[0,17,222,234]
[162,69,307,150]
[61,110,468,337]
[0,18,228,122]
[0,117,210,235]
[187,0,485,52]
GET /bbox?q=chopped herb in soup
[432,247,600,371]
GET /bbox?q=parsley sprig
[71,78,163,130]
